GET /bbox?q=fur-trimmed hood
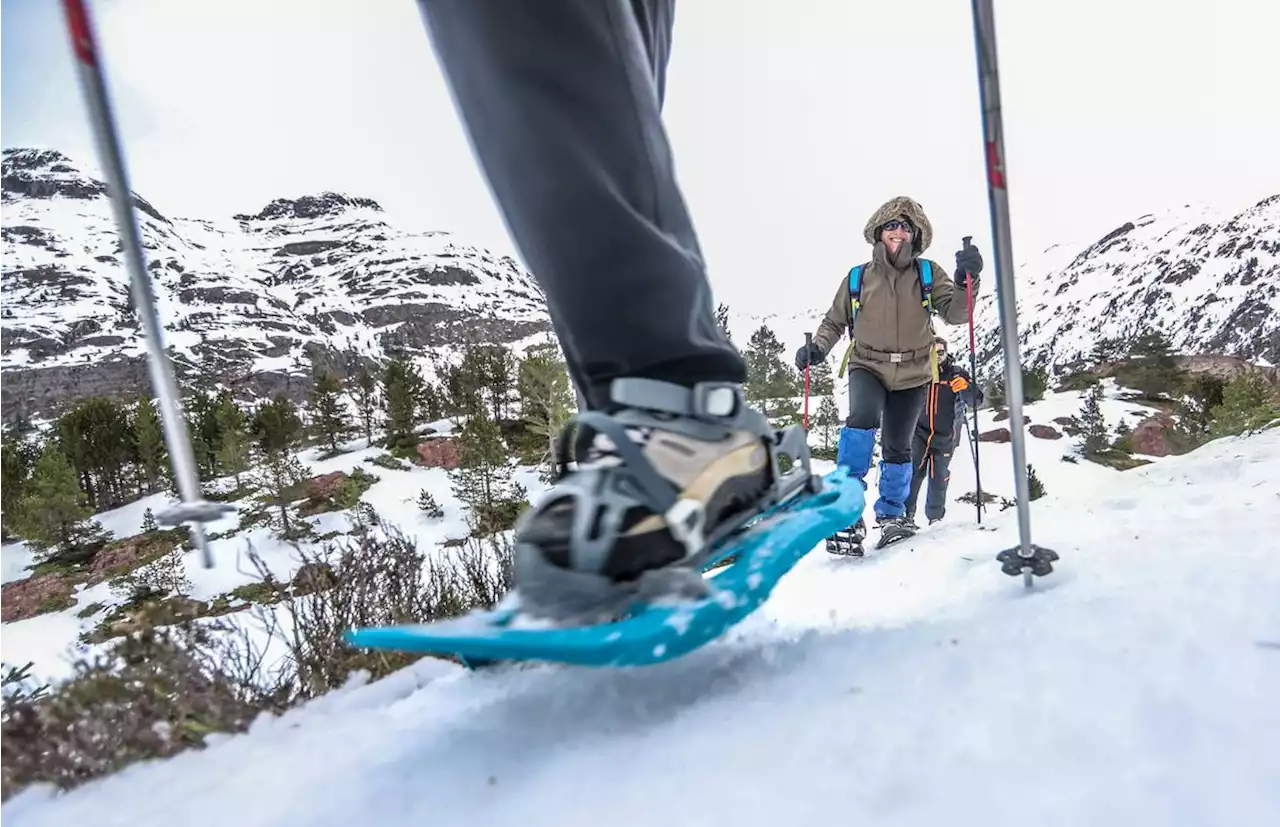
[862,195,934,254]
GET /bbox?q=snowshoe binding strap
[513,377,820,620]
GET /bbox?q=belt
[853,341,933,364]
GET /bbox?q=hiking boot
[513,377,816,620]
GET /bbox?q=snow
[4,396,1279,826]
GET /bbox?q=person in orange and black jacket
[905,336,982,527]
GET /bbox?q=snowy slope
[0,147,553,419]
[732,194,1280,380]
[4,392,1278,827]
[967,195,1280,375]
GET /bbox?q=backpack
[837,259,938,380]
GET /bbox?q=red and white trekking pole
[962,236,983,524]
[803,333,812,430]
[61,0,230,567]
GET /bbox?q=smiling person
[795,196,984,550]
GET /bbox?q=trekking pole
[61,0,231,568]
[803,333,812,430]
[969,0,1058,586]
[962,235,983,524]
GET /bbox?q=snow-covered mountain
[0,147,553,421]
[968,195,1280,377]
[731,194,1280,382]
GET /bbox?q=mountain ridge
[0,148,554,422]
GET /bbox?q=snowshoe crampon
[824,519,864,557]
[874,518,916,550]
[342,468,865,669]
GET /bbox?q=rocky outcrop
[1131,412,1179,457]
[963,194,1280,374]
[1,148,555,421]
[416,437,463,469]
[1029,424,1062,440]
[0,572,77,622]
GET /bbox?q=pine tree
[350,368,379,447]
[517,347,576,477]
[1126,327,1184,397]
[417,489,444,519]
[1022,364,1049,403]
[0,440,27,545]
[251,394,303,456]
[1208,370,1280,439]
[1090,336,1125,368]
[382,356,425,450]
[1027,464,1046,500]
[140,507,158,533]
[450,406,523,534]
[131,395,167,494]
[480,345,516,422]
[56,397,133,510]
[252,451,311,538]
[1078,382,1109,455]
[808,356,835,396]
[744,324,801,425]
[1175,373,1227,441]
[813,395,841,457]
[210,393,251,488]
[13,441,95,563]
[715,302,733,343]
[308,369,351,455]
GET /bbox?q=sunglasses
[881,219,914,234]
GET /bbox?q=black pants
[846,368,928,464]
[906,431,954,522]
[417,0,745,411]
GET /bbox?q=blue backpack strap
[918,259,935,315]
[847,264,865,335]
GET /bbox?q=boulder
[1132,412,1178,457]
[1029,424,1063,440]
[416,436,463,470]
[1,573,77,622]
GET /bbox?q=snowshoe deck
[343,470,865,668]
[874,520,917,550]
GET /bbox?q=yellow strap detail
[838,340,854,378]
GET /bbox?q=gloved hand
[954,242,983,289]
[795,340,824,371]
[949,376,970,393]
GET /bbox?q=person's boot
[513,377,814,620]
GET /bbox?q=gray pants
[417,0,745,411]
[906,431,953,522]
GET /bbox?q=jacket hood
[863,195,934,254]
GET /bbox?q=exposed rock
[1132,412,1178,457]
[993,411,1031,424]
[305,471,348,503]
[416,436,463,469]
[1029,424,1063,440]
[0,573,77,622]
[979,428,1011,444]
[235,193,383,222]
[88,531,186,585]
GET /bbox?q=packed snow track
[4,430,1279,827]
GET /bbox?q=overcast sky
[4,0,1277,322]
